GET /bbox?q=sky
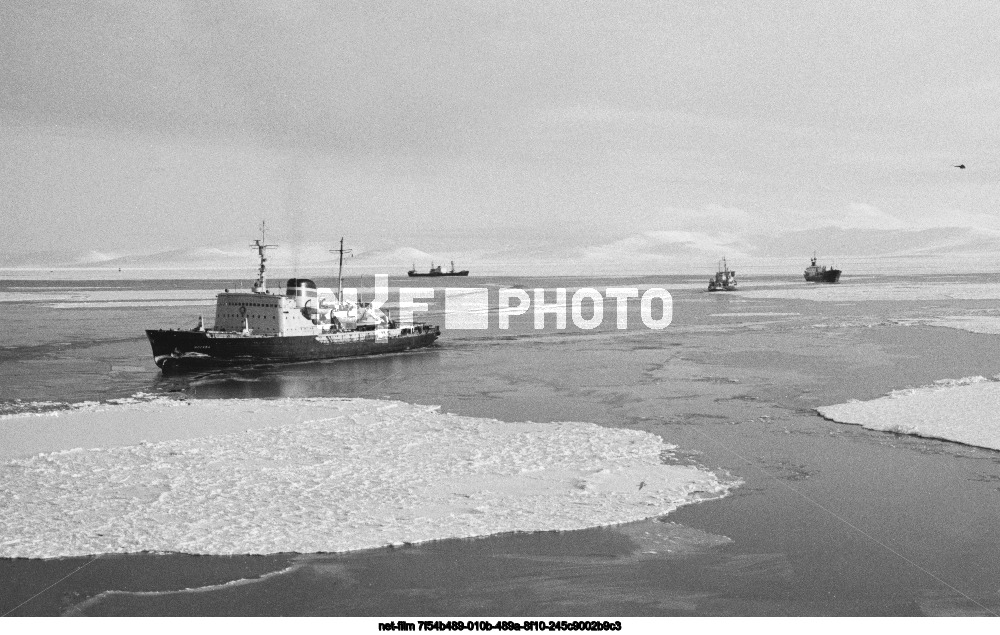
[2,1,999,275]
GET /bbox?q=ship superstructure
[408,261,469,277]
[707,258,738,292]
[146,231,439,371]
[803,254,842,283]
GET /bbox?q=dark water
[2,274,1000,616]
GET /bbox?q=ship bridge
[211,278,330,336]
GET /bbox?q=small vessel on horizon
[408,261,469,277]
[145,231,440,372]
[804,254,841,283]
[707,258,738,292]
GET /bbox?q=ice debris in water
[818,377,1000,451]
[0,397,735,559]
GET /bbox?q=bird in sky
[954,164,966,169]
[638,481,646,490]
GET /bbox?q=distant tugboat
[707,258,738,292]
[145,231,439,371]
[407,261,469,277]
[803,254,841,283]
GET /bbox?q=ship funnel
[286,278,318,308]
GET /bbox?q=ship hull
[407,271,469,277]
[804,269,842,283]
[146,326,440,372]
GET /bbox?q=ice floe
[742,283,1000,302]
[0,289,215,305]
[709,312,801,317]
[818,376,1000,451]
[0,397,734,559]
[919,316,1000,335]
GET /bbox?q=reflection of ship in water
[707,258,738,292]
[408,261,469,277]
[146,233,439,372]
[804,254,841,283]
[153,343,443,399]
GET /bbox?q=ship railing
[203,324,433,340]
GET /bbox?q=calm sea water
[2,273,1000,616]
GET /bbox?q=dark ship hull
[707,258,737,291]
[804,269,841,283]
[146,325,440,372]
[407,271,469,277]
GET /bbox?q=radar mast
[329,237,353,305]
[250,221,278,293]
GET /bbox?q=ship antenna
[250,221,278,293]
[329,237,353,304]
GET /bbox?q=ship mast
[329,237,353,304]
[250,221,278,293]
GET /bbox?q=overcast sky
[2,1,999,270]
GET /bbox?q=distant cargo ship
[146,234,439,371]
[707,258,738,291]
[803,255,841,283]
[408,261,469,277]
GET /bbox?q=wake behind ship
[146,236,439,371]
